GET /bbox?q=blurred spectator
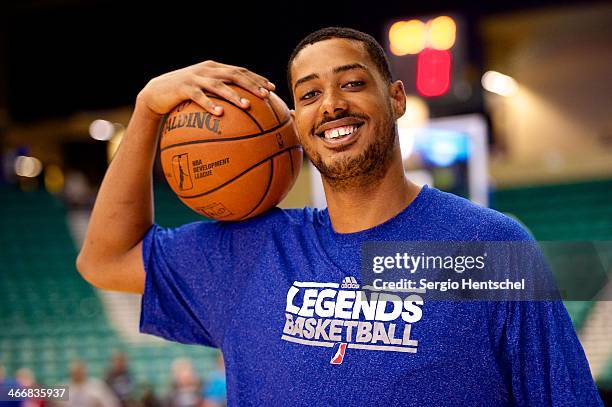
[15,369,43,407]
[105,351,134,406]
[57,361,119,407]
[166,359,201,407]
[201,355,226,407]
[0,365,22,407]
[139,385,161,407]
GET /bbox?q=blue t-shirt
[140,185,602,406]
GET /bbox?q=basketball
[159,86,302,221]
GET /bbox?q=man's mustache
[313,112,368,134]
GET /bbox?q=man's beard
[304,111,397,190]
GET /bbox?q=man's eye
[300,91,319,100]
[344,81,365,88]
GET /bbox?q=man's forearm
[79,99,161,267]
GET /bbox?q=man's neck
[322,153,421,234]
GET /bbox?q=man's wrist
[134,94,164,123]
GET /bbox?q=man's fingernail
[267,81,275,89]
[214,106,223,114]
[260,87,269,95]
[240,98,249,105]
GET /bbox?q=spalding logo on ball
[160,85,302,221]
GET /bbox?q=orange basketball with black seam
[160,85,302,221]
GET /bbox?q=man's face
[290,38,404,186]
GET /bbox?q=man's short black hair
[287,27,394,99]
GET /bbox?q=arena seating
[0,184,216,392]
[493,179,612,329]
[493,179,612,241]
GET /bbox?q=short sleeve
[502,300,603,406]
[139,222,241,348]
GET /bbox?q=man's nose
[319,89,348,117]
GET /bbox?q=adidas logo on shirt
[340,276,359,289]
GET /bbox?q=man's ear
[389,80,407,120]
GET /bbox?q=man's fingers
[188,62,277,109]
[198,63,275,99]
[218,67,272,99]
[246,71,276,92]
[189,89,223,116]
[222,64,275,92]
[229,74,271,99]
[194,78,250,109]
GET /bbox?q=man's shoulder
[148,207,321,251]
[177,206,321,234]
[230,206,321,229]
[425,187,532,241]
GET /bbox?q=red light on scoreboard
[416,48,452,97]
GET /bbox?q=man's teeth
[323,125,358,140]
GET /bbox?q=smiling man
[77,27,602,406]
[289,33,422,238]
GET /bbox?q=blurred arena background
[0,0,611,405]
